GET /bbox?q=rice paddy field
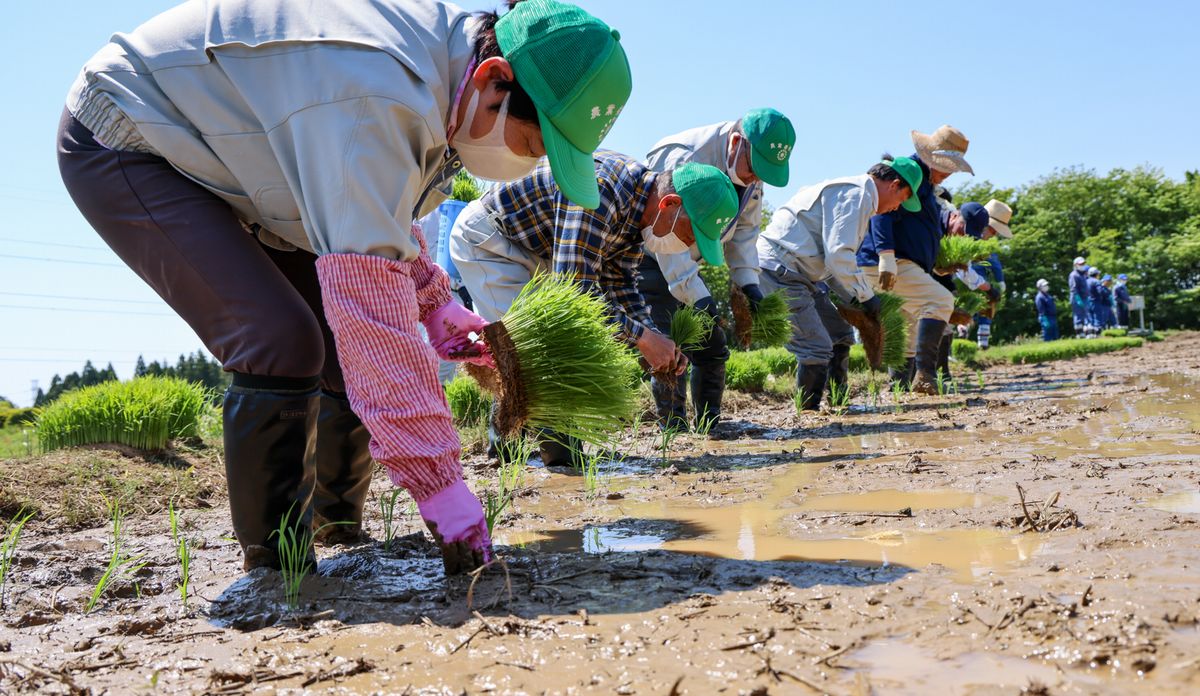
[1,332,1199,695]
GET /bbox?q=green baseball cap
[496,0,632,210]
[882,156,923,212]
[742,108,795,188]
[673,163,738,267]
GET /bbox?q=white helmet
[1037,278,1049,289]
[1073,256,1086,267]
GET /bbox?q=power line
[0,291,162,305]
[0,253,124,268]
[0,303,174,317]
[0,237,108,251]
[0,357,145,364]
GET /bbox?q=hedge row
[979,337,1144,365]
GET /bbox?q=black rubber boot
[936,334,953,385]
[538,431,583,469]
[691,361,727,432]
[890,358,915,391]
[651,373,690,432]
[795,363,828,411]
[312,392,374,546]
[912,318,948,395]
[223,375,320,572]
[827,344,851,404]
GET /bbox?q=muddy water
[1149,491,1200,514]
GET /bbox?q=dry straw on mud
[935,236,999,273]
[36,377,211,452]
[472,273,640,445]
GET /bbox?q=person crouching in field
[57,0,633,575]
[1035,279,1059,341]
[450,152,738,464]
[757,157,922,409]
[640,108,796,432]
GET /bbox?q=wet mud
[2,333,1200,694]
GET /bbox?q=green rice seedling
[890,380,906,414]
[168,501,192,608]
[0,507,33,609]
[694,411,718,437]
[866,377,881,408]
[935,369,947,397]
[829,381,851,410]
[450,170,485,202]
[271,504,317,612]
[37,376,211,453]
[498,435,534,479]
[86,501,147,613]
[444,375,492,426]
[669,306,716,353]
[659,426,682,466]
[725,352,769,392]
[487,273,641,446]
[749,291,791,348]
[378,488,408,551]
[582,448,609,497]
[483,489,510,536]
[976,369,985,391]
[954,288,989,316]
[935,236,998,272]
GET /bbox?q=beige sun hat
[911,125,974,175]
[984,199,1013,238]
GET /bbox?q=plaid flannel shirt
[479,151,657,339]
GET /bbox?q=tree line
[32,351,228,407]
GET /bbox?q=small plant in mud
[581,447,609,497]
[271,504,319,612]
[87,500,147,613]
[976,369,986,391]
[935,369,947,397]
[866,377,881,408]
[377,488,411,551]
[0,507,34,608]
[168,501,192,609]
[829,381,851,411]
[483,489,510,536]
[694,411,718,437]
[659,426,682,466]
[890,380,905,414]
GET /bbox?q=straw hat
[911,125,974,175]
[984,199,1013,238]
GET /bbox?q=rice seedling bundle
[669,306,716,354]
[729,286,790,349]
[477,272,641,445]
[935,236,999,273]
[444,374,492,426]
[450,170,484,202]
[832,292,907,370]
[36,376,211,452]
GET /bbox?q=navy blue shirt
[972,252,1005,285]
[857,155,942,273]
[1036,290,1056,318]
[1068,268,1089,298]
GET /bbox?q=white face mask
[642,206,689,255]
[726,136,747,187]
[451,90,538,182]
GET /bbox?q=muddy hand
[423,301,494,367]
[416,480,494,576]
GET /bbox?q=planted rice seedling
[669,306,716,353]
[694,411,718,437]
[976,369,986,391]
[37,376,211,452]
[271,504,318,612]
[582,448,608,497]
[829,381,851,410]
[86,501,147,613]
[483,489,510,536]
[168,501,192,609]
[659,426,682,466]
[378,488,409,551]
[935,236,999,272]
[0,507,33,608]
[480,273,641,446]
[867,377,881,408]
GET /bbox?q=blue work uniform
[1069,269,1091,330]
[1035,290,1058,341]
[1114,284,1132,326]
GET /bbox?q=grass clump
[444,375,492,426]
[756,347,797,376]
[0,507,33,608]
[37,377,210,453]
[1101,328,1128,338]
[489,273,641,445]
[981,337,1143,365]
[669,306,716,353]
[749,291,791,348]
[952,339,980,365]
[936,236,999,272]
[86,500,147,613]
[725,352,770,392]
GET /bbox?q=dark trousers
[56,109,341,390]
[638,258,729,427]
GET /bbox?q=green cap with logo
[673,163,738,267]
[496,0,632,210]
[742,108,795,188]
[882,156,923,212]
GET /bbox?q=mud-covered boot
[795,363,828,411]
[691,361,727,434]
[312,392,374,546]
[911,318,948,395]
[538,432,584,469]
[936,334,953,385]
[890,357,915,392]
[827,344,851,405]
[651,372,689,432]
[223,375,320,572]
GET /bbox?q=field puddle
[798,488,999,512]
[1148,491,1200,514]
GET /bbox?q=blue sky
[2,1,1198,406]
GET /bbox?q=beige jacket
[644,121,763,306]
[67,0,476,259]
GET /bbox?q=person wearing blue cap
[1068,258,1091,337]
[1035,279,1059,341]
[1085,267,1104,335]
[1098,274,1116,329]
[953,202,1004,349]
[1114,274,1133,328]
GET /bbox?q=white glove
[877,251,897,291]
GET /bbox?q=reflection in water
[1149,491,1200,514]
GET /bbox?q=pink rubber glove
[423,301,495,368]
[416,479,494,574]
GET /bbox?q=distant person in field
[757,156,922,410]
[1068,257,1091,337]
[1086,267,1103,334]
[968,200,1012,350]
[1098,274,1116,329]
[1114,274,1133,328]
[450,152,736,465]
[1035,278,1059,341]
[641,108,796,433]
[57,0,634,576]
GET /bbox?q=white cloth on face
[643,121,764,305]
[757,175,878,303]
